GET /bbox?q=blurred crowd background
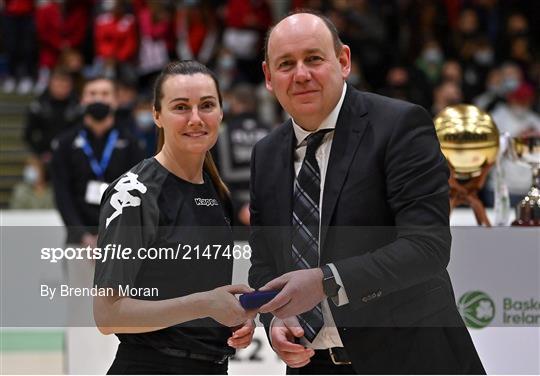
[1,0,539,218]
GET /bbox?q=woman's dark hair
[153,60,229,200]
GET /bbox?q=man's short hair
[264,9,344,62]
[83,76,116,91]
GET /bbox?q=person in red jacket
[92,0,138,80]
[34,0,92,94]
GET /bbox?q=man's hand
[228,319,255,349]
[271,316,315,368]
[259,268,325,318]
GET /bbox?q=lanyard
[79,129,119,179]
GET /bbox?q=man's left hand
[258,269,325,318]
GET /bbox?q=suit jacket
[248,86,484,373]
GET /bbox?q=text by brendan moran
[40,284,158,300]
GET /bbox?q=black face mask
[85,102,111,121]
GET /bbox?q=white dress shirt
[270,83,350,350]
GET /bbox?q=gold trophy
[510,137,540,226]
[434,105,499,226]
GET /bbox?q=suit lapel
[320,87,369,251]
[273,120,295,269]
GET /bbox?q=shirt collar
[292,83,347,146]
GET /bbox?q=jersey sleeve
[94,171,158,288]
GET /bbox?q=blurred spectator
[50,76,145,246]
[451,7,481,60]
[499,61,525,95]
[498,12,530,63]
[214,83,271,225]
[462,37,496,101]
[491,82,540,140]
[9,155,54,209]
[92,0,138,79]
[175,0,221,66]
[132,96,157,157]
[474,67,505,111]
[135,0,174,91]
[24,67,79,162]
[440,59,463,85]
[486,82,540,203]
[34,0,92,95]
[338,0,390,89]
[403,0,450,61]
[379,65,430,109]
[346,59,369,91]
[431,80,463,116]
[114,77,138,131]
[1,0,36,95]
[415,38,444,85]
[223,0,272,84]
[215,48,237,92]
[58,48,86,94]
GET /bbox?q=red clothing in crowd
[35,1,91,68]
[135,4,174,52]
[94,12,138,62]
[4,0,34,15]
[225,0,272,31]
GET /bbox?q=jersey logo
[194,198,219,207]
[106,172,148,228]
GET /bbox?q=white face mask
[501,78,520,94]
[423,48,443,64]
[135,111,155,131]
[23,166,39,185]
[474,50,494,65]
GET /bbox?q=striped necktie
[292,129,331,341]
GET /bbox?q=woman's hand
[228,319,255,349]
[205,284,255,327]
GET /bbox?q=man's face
[81,79,117,109]
[263,14,351,130]
[49,75,73,101]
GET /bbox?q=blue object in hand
[239,290,279,310]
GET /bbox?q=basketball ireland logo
[106,172,148,228]
[458,291,495,329]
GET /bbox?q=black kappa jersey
[94,157,235,356]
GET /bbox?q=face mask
[501,78,520,94]
[135,111,155,131]
[219,55,235,70]
[85,102,111,121]
[423,48,443,64]
[474,50,494,65]
[23,166,39,185]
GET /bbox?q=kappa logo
[194,198,219,207]
[457,291,495,329]
[106,172,148,228]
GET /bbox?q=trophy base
[511,187,540,227]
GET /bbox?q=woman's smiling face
[154,73,223,155]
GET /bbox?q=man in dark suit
[248,11,485,374]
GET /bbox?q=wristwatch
[321,264,340,298]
